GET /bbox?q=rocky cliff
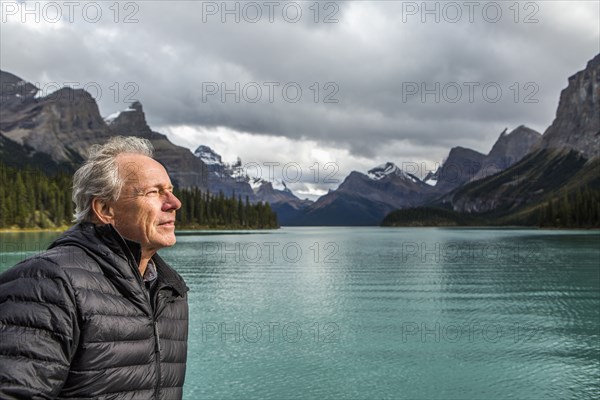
[0,70,207,189]
[539,54,600,159]
[192,145,254,199]
[445,55,600,215]
[427,146,486,192]
[107,102,207,188]
[471,125,542,181]
[1,71,108,164]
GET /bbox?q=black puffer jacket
[0,223,189,399]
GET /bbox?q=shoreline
[2,225,598,233]
[380,224,600,230]
[0,226,280,233]
[0,227,70,233]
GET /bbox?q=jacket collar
[53,222,188,297]
[93,223,143,266]
[152,253,189,296]
[93,223,188,296]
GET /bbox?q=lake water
[1,227,599,399]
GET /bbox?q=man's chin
[162,235,177,248]
[149,233,177,250]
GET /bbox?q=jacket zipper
[154,318,161,399]
[137,260,161,400]
[153,290,178,398]
[118,234,174,400]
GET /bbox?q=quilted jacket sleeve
[0,255,79,399]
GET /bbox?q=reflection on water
[0,231,60,269]
[2,227,599,399]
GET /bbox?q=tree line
[174,188,278,229]
[381,206,484,227]
[380,187,600,229]
[538,187,600,228]
[1,163,73,229]
[0,162,278,230]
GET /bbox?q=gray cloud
[1,0,598,164]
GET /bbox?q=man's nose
[163,191,182,211]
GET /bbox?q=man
[0,136,189,399]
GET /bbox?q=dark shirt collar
[143,260,158,283]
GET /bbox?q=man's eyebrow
[143,183,174,191]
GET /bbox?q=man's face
[107,154,182,255]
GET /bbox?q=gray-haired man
[0,136,189,399]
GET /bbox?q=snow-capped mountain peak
[193,145,223,166]
[367,162,403,180]
[367,162,423,184]
[367,162,402,181]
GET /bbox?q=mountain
[251,179,313,225]
[4,53,598,228]
[0,71,307,222]
[471,125,542,181]
[193,145,255,199]
[0,74,106,164]
[0,132,76,172]
[194,145,223,168]
[289,162,439,226]
[446,148,591,214]
[251,179,294,203]
[106,102,207,188]
[443,54,600,221]
[296,55,598,226]
[0,70,208,189]
[426,147,486,192]
[192,145,312,222]
[288,126,542,226]
[0,70,39,117]
[424,126,542,189]
[539,54,600,159]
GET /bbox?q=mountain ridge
[2,53,598,226]
[440,54,600,221]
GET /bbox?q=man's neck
[139,251,156,277]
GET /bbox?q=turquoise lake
[1,227,599,399]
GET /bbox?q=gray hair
[72,136,154,223]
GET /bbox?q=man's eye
[146,190,159,196]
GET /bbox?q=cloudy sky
[1,0,598,199]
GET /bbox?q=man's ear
[91,197,115,224]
